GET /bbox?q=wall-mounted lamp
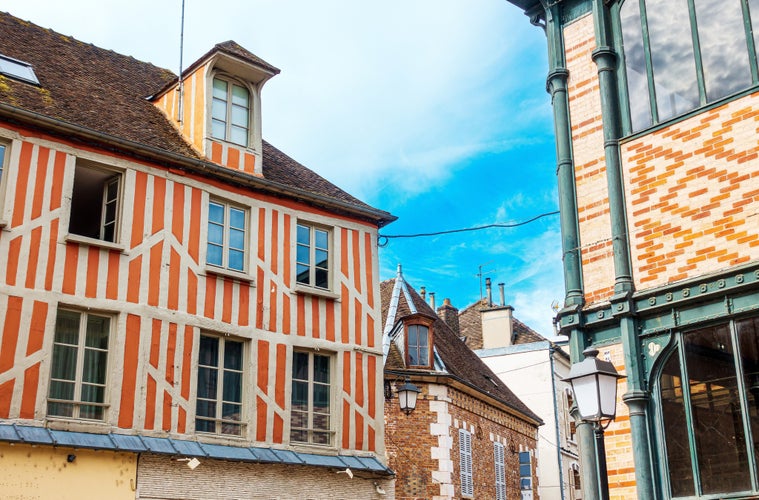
[336,467,353,479]
[374,481,386,495]
[385,377,421,415]
[174,457,201,470]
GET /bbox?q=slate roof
[380,267,542,424]
[0,11,392,225]
[459,300,547,350]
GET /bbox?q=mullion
[685,0,707,106]
[731,319,759,491]
[676,332,702,496]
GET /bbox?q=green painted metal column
[590,0,656,498]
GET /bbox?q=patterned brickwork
[565,13,616,305]
[622,93,759,289]
[0,125,383,454]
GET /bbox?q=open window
[68,162,121,243]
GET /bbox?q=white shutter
[459,429,473,496]
[494,442,506,500]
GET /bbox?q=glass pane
[208,202,225,224]
[82,349,107,384]
[212,78,227,98]
[408,347,418,366]
[520,464,531,477]
[197,367,218,400]
[48,380,75,401]
[291,381,308,409]
[80,383,104,404]
[55,310,80,345]
[199,336,219,367]
[292,352,308,379]
[207,223,223,246]
[195,399,216,418]
[297,224,310,245]
[222,422,241,436]
[223,371,242,403]
[695,0,751,102]
[228,249,244,271]
[296,264,310,285]
[229,208,245,229]
[211,119,225,139]
[195,418,215,433]
[737,317,759,482]
[48,401,74,417]
[230,228,245,250]
[660,350,695,497]
[231,84,248,106]
[79,404,103,420]
[418,326,428,347]
[85,315,109,349]
[296,244,310,265]
[684,324,751,494]
[231,105,248,127]
[620,0,652,131]
[314,385,329,412]
[207,244,223,267]
[315,268,328,289]
[647,0,699,121]
[290,429,307,443]
[0,144,5,181]
[224,340,243,370]
[314,355,330,383]
[222,402,241,421]
[315,249,328,269]
[312,431,330,445]
[315,229,328,250]
[290,410,307,428]
[408,325,418,346]
[212,98,227,121]
[51,345,77,380]
[751,0,759,62]
[419,347,429,365]
[230,125,247,147]
[313,413,330,430]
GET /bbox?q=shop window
[48,309,111,421]
[195,335,244,436]
[290,351,332,446]
[68,162,121,242]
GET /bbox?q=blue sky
[4,0,563,335]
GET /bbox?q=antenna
[476,262,494,302]
[177,0,186,123]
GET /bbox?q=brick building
[381,265,542,500]
[0,11,396,499]
[504,1,759,499]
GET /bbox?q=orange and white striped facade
[0,120,384,454]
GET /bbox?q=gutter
[0,103,397,228]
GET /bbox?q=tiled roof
[458,300,547,350]
[0,11,391,224]
[380,269,542,424]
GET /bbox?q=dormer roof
[380,265,542,424]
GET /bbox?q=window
[195,335,244,436]
[406,322,431,367]
[571,464,582,497]
[494,442,506,500]
[565,388,577,442]
[459,429,473,497]
[290,351,332,446]
[68,162,121,242]
[0,53,39,85]
[296,223,330,290]
[47,309,111,421]
[657,317,759,497]
[207,200,247,272]
[519,451,533,495]
[211,77,249,147]
[620,0,759,132]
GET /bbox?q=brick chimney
[437,298,460,336]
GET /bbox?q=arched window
[656,317,759,497]
[211,76,250,147]
[620,0,759,132]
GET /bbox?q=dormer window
[405,319,433,368]
[211,77,249,147]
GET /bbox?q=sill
[64,233,126,252]
[45,417,110,433]
[194,431,249,446]
[203,265,255,284]
[293,284,340,300]
[289,441,339,455]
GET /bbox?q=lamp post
[563,348,625,500]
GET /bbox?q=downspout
[549,346,566,500]
[530,2,598,499]
[589,1,655,498]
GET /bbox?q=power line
[377,210,559,247]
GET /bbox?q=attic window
[404,319,433,368]
[0,54,39,85]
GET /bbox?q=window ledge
[293,284,340,300]
[288,442,339,455]
[203,265,255,284]
[45,416,111,433]
[64,233,126,252]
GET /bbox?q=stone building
[504,1,759,499]
[381,265,542,500]
[0,11,395,499]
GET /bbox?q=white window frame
[494,441,506,500]
[295,222,332,291]
[459,428,474,497]
[290,350,333,447]
[211,75,250,147]
[195,334,245,436]
[0,141,9,226]
[47,308,112,421]
[206,199,248,273]
[67,161,123,244]
[519,450,533,497]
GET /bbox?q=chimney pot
[429,292,436,310]
[498,283,505,307]
[485,278,492,306]
[420,286,426,300]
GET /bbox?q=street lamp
[396,378,421,415]
[564,348,625,500]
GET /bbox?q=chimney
[420,286,426,301]
[437,298,460,336]
[498,283,505,307]
[485,278,493,306]
[429,292,436,311]
[481,304,514,349]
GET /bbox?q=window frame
[289,350,334,447]
[404,315,434,368]
[459,428,474,497]
[194,333,246,437]
[206,198,249,274]
[47,308,113,422]
[519,450,533,494]
[494,441,506,500]
[210,75,251,147]
[0,140,9,226]
[295,222,333,292]
[67,161,124,245]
